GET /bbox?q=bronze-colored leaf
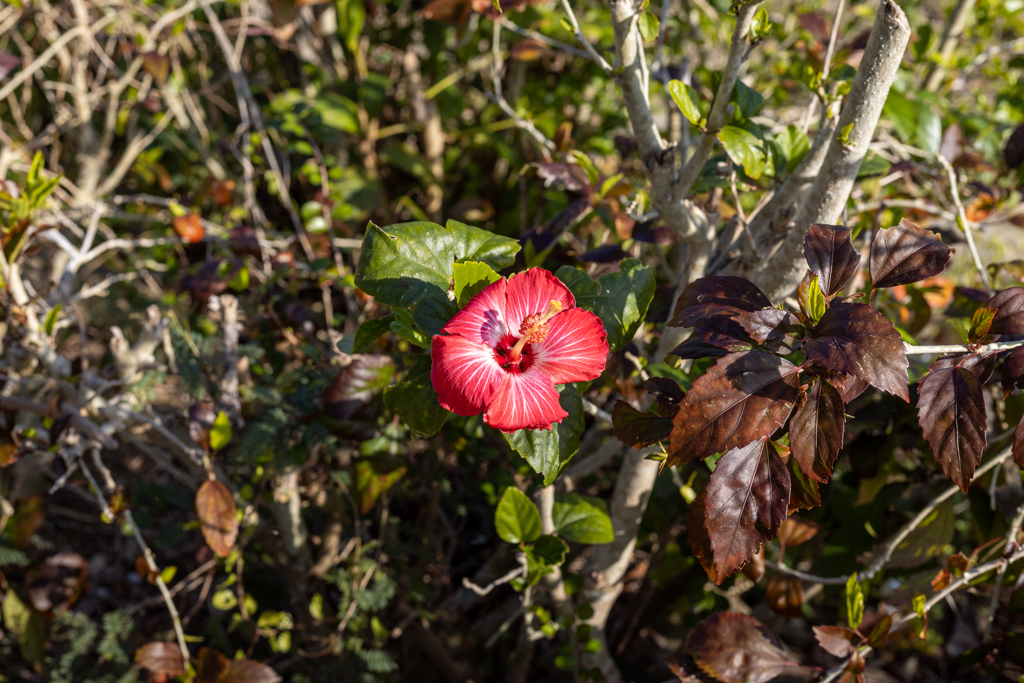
[703,437,790,582]
[670,336,731,360]
[224,659,283,683]
[787,456,820,512]
[668,351,801,466]
[737,308,804,354]
[930,568,951,591]
[196,647,230,683]
[987,287,1024,335]
[804,224,861,297]
[670,276,771,328]
[1005,121,1024,170]
[813,625,861,657]
[686,488,718,584]
[777,516,819,552]
[766,574,804,617]
[869,218,953,288]
[742,547,766,581]
[196,480,238,558]
[685,612,796,683]
[1014,414,1024,469]
[833,372,870,404]
[968,307,996,341]
[612,400,674,449]
[917,360,986,493]
[665,652,719,682]
[142,52,170,86]
[228,226,262,257]
[789,377,845,483]
[804,303,909,401]
[136,642,185,682]
[1001,346,1024,396]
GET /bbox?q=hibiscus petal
[533,308,609,384]
[505,269,575,334]
[484,367,568,432]
[441,277,508,346]
[431,334,504,416]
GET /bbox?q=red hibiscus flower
[431,269,609,432]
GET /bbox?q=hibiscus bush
[3,0,1024,682]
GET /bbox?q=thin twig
[558,0,613,74]
[937,153,992,291]
[462,566,525,596]
[983,499,1024,640]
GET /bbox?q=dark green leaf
[383,354,448,438]
[718,125,765,178]
[552,493,614,544]
[555,259,655,352]
[353,316,394,353]
[503,385,585,486]
[413,295,458,339]
[529,534,569,566]
[735,81,764,119]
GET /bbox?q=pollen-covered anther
[519,313,552,343]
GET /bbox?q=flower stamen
[507,300,563,362]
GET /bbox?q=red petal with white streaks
[431,334,504,416]
[484,367,567,432]
[505,269,575,335]
[532,308,609,384]
[441,277,508,346]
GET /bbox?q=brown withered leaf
[737,308,804,354]
[804,303,909,401]
[703,437,790,582]
[687,488,718,584]
[777,516,820,553]
[789,376,845,483]
[668,351,800,466]
[670,276,771,328]
[142,52,170,86]
[787,456,820,512]
[195,646,283,683]
[26,551,88,613]
[766,574,804,617]
[917,360,986,493]
[685,612,796,683]
[195,647,230,683]
[534,162,590,192]
[813,625,861,657]
[196,480,238,558]
[930,568,951,591]
[136,642,186,683]
[987,287,1024,335]
[869,218,953,288]
[804,224,861,298]
[946,552,970,574]
[665,652,719,682]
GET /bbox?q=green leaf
[312,93,360,134]
[353,315,395,353]
[668,80,702,127]
[638,11,659,41]
[413,295,458,338]
[2,589,46,668]
[210,411,232,452]
[552,493,614,544]
[503,385,585,486]
[390,308,429,348]
[453,261,501,308]
[807,274,826,322]
[355,220,520,308]
[383,354,449,438]
[27,151,43,186]
[748,6,771,41]
[598,173,624,200]
[555,259,655,352]
[735,81,764,119]
[718,125,766,179]
[846,574,864,630]
[968,307,996,341]
[529,534,569,566]
[773,125,810,174]
[43,304,62,336]
[916,104,942,155]
[337,0,366,53]
[569,151,599,186]
[837,122,855,147]
[495,487,542,544]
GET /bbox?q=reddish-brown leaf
[224,659,283,683]
[196,647,230,683]
[787,456,820,512]
[777,516,820,552]
[804,303,909,400]
[804,224,861,298]
[813,625,861,657]
[866,613,893,648]
[136,642,185,682]
[930,568,951,591]
[196,480,238,558]
[1005,121,1024,170]
[669,276,771,328]
[1014,414,1024,469]
[645,377,686,413]
[692,318,755,351]
[833,372,870,404]
[665,652,719,682]
[968,307,996,341]
[789,377,845,483]
[766,574,804,617]
[987,287,1024,335]
[173,213,206,243]
[917,361,986,493]
[142,52,170,86]
[612,400,673,449]
[670,336,733,360]
[703,438,791,582]
[668,351,800,466]
[228,226,262,257]
[687,488,718,583]
[869,218,953,288]
[1001,346,1024,396]
[737,308,804,354]
[742,547,766,581]
[685,612,796,683]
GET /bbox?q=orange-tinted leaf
[813,625,860,657]
[930,568,951,591]
[668,351,800,466]
[510,38,554,61]
[789,377,845,483]
[917,359,986,493]
[946,552,970,574]
[918,276,955,309]
[869,218,953,288]
[670,276,771,328]
[804,224,861,298]
[703,437,790,582]
[968,307,996,341]
[665,652,718,682]
[196,647,230,683]
[136,642,186,682]
[766,574,804,617]
[196,480,238,558]
[210,179,236,206]
[804,303,909,400]
[173,213,206,243]
[777,516,819,552]
[686,612,795,683]
[987,287,1024,335]
[136,554,157,583]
